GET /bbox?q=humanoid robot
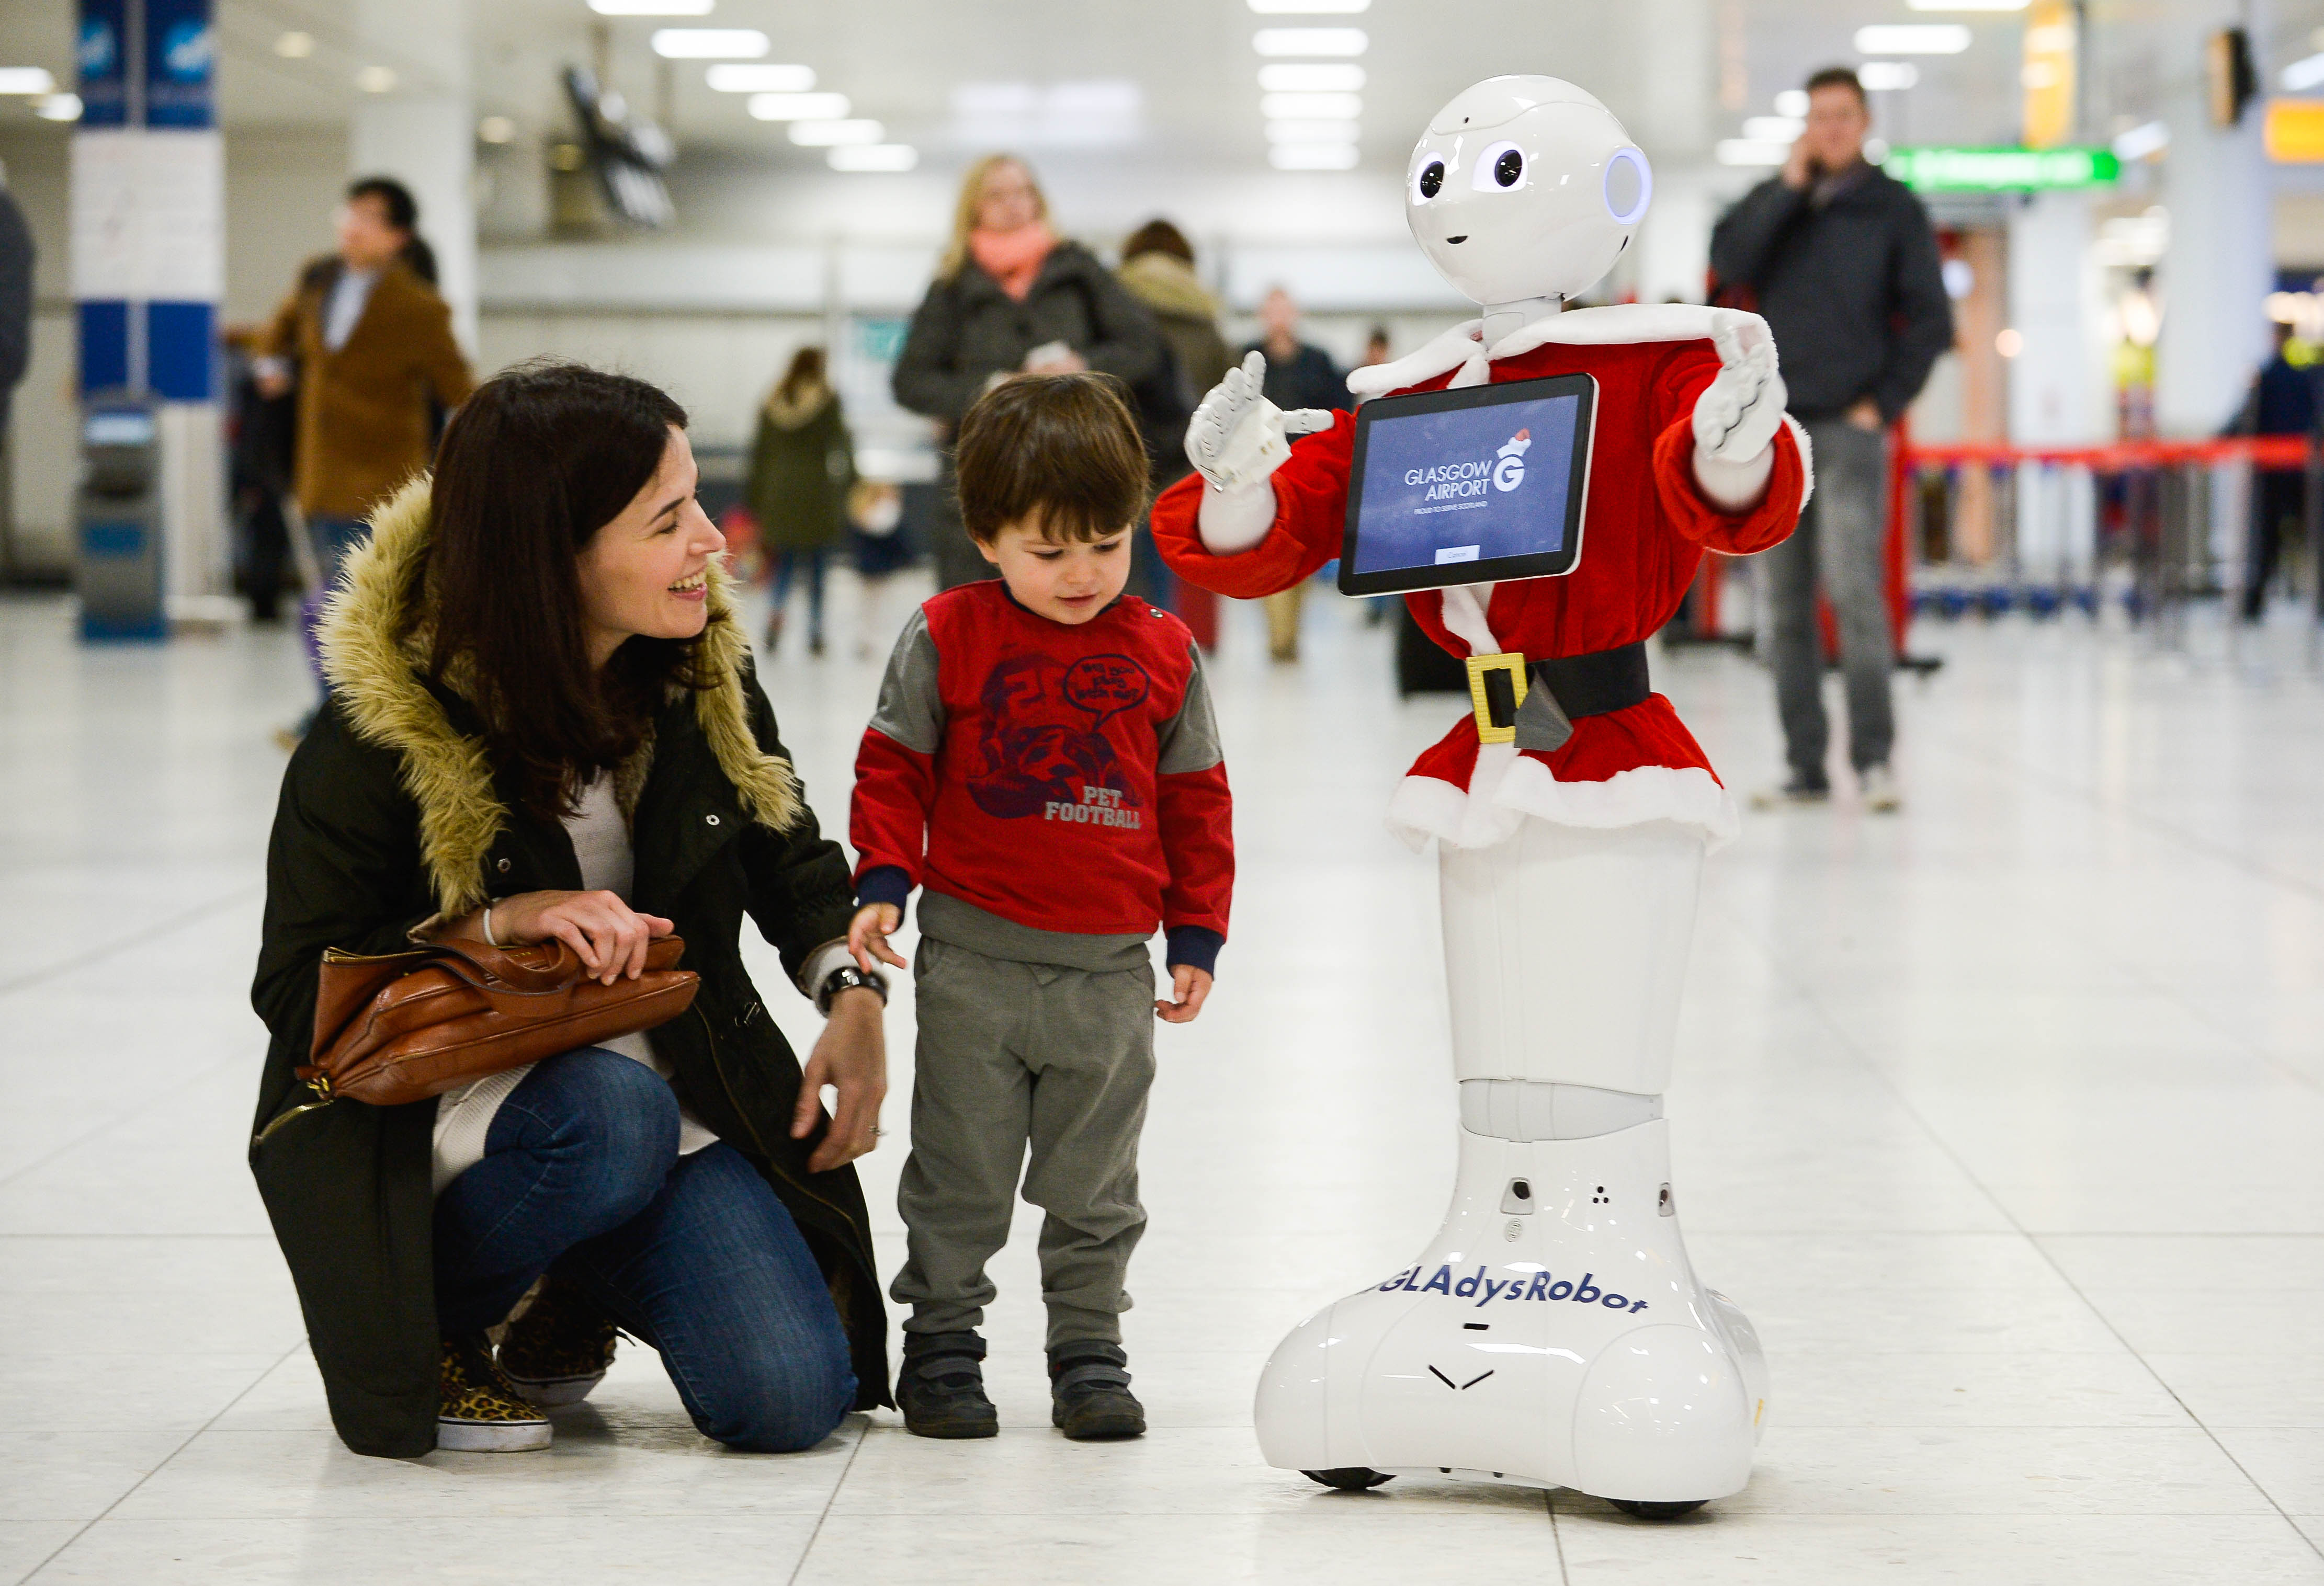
[1150,77,1811,1516]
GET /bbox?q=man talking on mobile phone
[1711,66,1952,814]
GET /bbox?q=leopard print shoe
[438,1333,552,1452]
[497,1277,618,1408]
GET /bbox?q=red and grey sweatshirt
[850,580,1233,975]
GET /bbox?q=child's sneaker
[497,1276,617,1407]
[898,1331,999,1439]
[1049,1342,1146,1441]
[438,1333,552,1451]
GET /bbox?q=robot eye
[1471,140,1526,191]
[1413,159,1446,202]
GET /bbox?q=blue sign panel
[77,0,128,125]
[143,0,213,128]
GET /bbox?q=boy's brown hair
[953,372,1150,544]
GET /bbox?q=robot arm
[1186,350,1335,552]
[1688,320,1787,512]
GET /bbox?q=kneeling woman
[251,362,892,1457]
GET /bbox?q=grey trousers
[892,934,1155,1349]
[1762,417,1895,779]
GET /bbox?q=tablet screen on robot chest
[1336,372,1597,598]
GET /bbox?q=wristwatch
[817,964,888,1014]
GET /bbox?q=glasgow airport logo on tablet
[1405,428,1533,503]
[1493,429,1532,492]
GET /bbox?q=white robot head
[1405,76,1652,309]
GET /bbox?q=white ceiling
[4,0,2324,172]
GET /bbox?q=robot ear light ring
[1246,74,1771,1519]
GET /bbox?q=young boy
[846,373,1233,1442]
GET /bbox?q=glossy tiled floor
[5,579,2324,1584]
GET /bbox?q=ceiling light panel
[1250,0,1367,10]
[829,144,918,171]
[1260,91,1361,119]
[1906,0,2024,8]
[273,32,314,59]
[651,28,768,59]
[1265,118,1358,142]
[0,67,56,95]
[1741,116,1802,141]
[1271,143,1359,169]
[1258,63,1364,92]
[749,92,850,120]
[1853,25,1971,54]
[708,63,815,93]
[591,0,714,12]
[788,118,884,145]
[1857,61,1921,91]
[1253,28,1366,55]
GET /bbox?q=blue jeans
[432,1048,857,1452]
[298,516,369,729]
[770,546,829,643]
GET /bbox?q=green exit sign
[1882,146,2121,191]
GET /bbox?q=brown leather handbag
[299,935,700,1109]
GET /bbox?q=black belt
[1465,642,1650,753]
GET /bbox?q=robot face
[1405,76,1652,311]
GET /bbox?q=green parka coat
[248,478,892,1459]
[744,382,854,553]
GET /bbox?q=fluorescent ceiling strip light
[1254,28,1366,55]
[1858,61,1921,90]
[1906,0,2025,8]
[591,0,714,13]
[1260,91,1361,119]
[1266,118,1359,141]
[1270,143,1359,169]
[1715,139,1790,166]
[0,67,56,95]
[2285,52,2324,92]
[2112,120,2169,160]
[708,63,815,92]
[829,144,918,171]
[651,28,768,59]
[1853,24,1971,53]
[1258,62,1364,92]
[749,92,851,120]
[789,118,884,145]
[1249,0,1368,11]
[1741,116,1802,141]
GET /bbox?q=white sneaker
[1859,764,1902,813]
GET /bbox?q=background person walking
[747,346,855,657]
[892,154,1165,591]
[1710,67,1952,812]
[259,176,474,743]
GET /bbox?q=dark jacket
[2245,354,2320,439]
[1118,252,1235,488]
[0,187,31,431]
[892,239,1164,427]
[248,478,891,1459]
[1244,340,1345,416]
[1708,164,1953,423]
[746,383,855,552]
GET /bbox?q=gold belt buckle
[1465,651,1529,746]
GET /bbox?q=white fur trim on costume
[1783,413,1816,508]
[1346,320,1483,398]
[1436,583,1499,654]
[1387,759,1742,854]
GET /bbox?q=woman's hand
[848,903,908,972]
[466,890,675,985]
[1155,964,1212,1024]
[793,987,888,1172]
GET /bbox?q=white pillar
[349,0,475,351]
[2155,12,2271,437]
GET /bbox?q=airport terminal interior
[5,0,2324,1581]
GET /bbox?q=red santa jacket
[851,581,1233,973]
[1151,305,1808,850]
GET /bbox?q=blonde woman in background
[746,347,854,656]
[892,154,1165,590]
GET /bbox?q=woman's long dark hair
[423,360,699,821]
[777,345,826,405]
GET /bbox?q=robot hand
[1692,319,1786,463]
[1186,350,1335,492]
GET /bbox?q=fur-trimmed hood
[315,475,803,918]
